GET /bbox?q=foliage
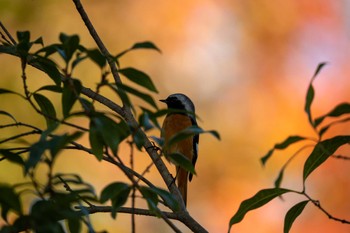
[228,63,350,232]
[0,2,219,232]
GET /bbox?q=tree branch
[71,0,186,210]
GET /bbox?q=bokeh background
[1,0,350,232]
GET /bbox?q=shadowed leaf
[261,136,305,166]
[284,201,309,233]
[303,135,350,181]
[228,188,291,232]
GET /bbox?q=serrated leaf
[284,201,309,233]
[0,110,17,123]
[33,93,58,129]
[119,67,158,93]
[314,103,350,127]
[228,188,291,232]
[261,136,305,166]
[303,135,350,181]
[167,152,196,175]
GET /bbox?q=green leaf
[304,62,327,127]
[115,41,161,59]
[0,88,24,98]
[89,119,104,160]
[107,83,132,107]
[274,169,284,188]
[284,201,309,233]
[33,93,58,129]
[17,31,30,44]
[100,182,130,219]
[89,114,130,157]
[59,33,80,63]
[303,135,350,181]
[167,152,196,175]
[0,44,17,55]
[100,182,130,203]
[48,132,83,159]
[0,184,22,221]
[16,31,31,57]
[117,83,158,109]
[228,188,291,232]
[87,49,106,68]
[149,187,179,211]
[0,149,24,166]
[314,103,350,127]
[131,41,161,52]
[139,186,161,216]
[67,217,81,233]
[30,56,62,85]
[0,110,17,123]
[261,136,305,166]
[62,79,82,118]
[25,139,48,173]
[119,67,158,93]
[166,125,220,149]
[33,37,44,46]
[36,85,62,93]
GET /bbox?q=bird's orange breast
[161,114,194,159]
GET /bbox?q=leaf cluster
[0,23,219,232]
[228,63,350,232]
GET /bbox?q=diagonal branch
[71,0,186,210]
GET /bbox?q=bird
[160,93,199,206]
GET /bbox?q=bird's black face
[160,96,186,110]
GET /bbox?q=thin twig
[0,21,17,44]
[0,130,40,144]
[331,154,350,160]
[129,141,136,233]
[302,191,350,224]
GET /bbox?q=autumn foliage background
[1,1,350,232]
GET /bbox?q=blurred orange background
[1,0,350,232]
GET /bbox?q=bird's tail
[177,167,188,206]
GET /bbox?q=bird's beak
[159,99,166,103]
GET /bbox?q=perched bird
[160,93,199,206]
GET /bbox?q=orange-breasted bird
[160,93,199,206]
